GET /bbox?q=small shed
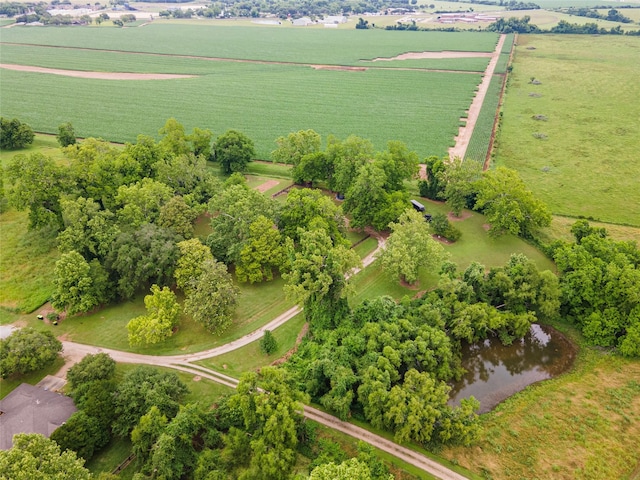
[0,384,77,450]
[411,199,426,212]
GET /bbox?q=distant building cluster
[437,13,500,23]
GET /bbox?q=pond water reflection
[449,324,576,414]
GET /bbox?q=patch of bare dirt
[271,322,309,366]
[432,234,454,245]
[193,375,202,382]
[255,179,280,193]
[312,65,367,71]
[419,164,428,180]
[482,223,491,231]
[0,63,196,80]
[448,210,472,222]
[372,51,493,61]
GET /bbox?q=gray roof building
[0,383,77,450]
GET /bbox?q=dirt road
[448,34,506,161]
[51,233,469,479]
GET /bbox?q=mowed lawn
[493,34,640,226]
[0,26,495,159]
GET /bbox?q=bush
[67,353,116,390]
[0,328,62,378]
[259,330,278,354]
[0,117,35,150]
[56,122,76,147]
[431,213,462,242]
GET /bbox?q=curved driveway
[56,232,468,479]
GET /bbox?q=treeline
[285,252,561,444]
[31,352,393,479]
[487,15,640,34]
[556,7,633,23]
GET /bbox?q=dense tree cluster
[0,434,94,480]
[0,327,62,379]
[552,221,640,356]
[285,253,560,444]
[2,120,251,325]
[422,160,551,239]
[273,130,419,230]
[0,117,34,150]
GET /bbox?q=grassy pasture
[0,210,59,312]
[0,61,481,159]
[493,34,640,226]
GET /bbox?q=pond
[448,324,577,414]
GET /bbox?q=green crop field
[465,74,504,165]
[0,26,500,159]
[0,25,499,64]
[493,34,640,226]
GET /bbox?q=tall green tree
[67,353,116,391]
[0,328,61,379]
[419,155,446,200]
[52,251,111,315]
[0,117,34,150]
[229,367,305,480]
[474,167,551,237]
[377,209,448,285]
[436,156,482,216]
[106,224,179,299]
[50,411,106,461]
[56,122,77,147]
[127,285,180,346]
[278,188,347,246]
[272,129,321,166]
[184,259,239,335]
[284,227,360,328]
[114,178,174,228]
[57,196,120,261]
[0,434,91,480]
[236,215,287,283]
[174,238,215,292]
[5,153,67,230]
[206,183,278,263]
[375,140,419,192]
[131,406,168,471]
[213,129,255,174]
[326,135,373,195]
[112,366,188,437]
[159,118,190,156]
[157,195,198,239]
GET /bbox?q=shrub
[56,122,76,147]
[259,330,278,354]
[431,213,462,242]
[0,117,35,150]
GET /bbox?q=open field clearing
[0,58,481,159]
[493,34,640,226]
[442,332,640,480]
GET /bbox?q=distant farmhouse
[0,383,76,450]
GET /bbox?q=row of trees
[422,157,552,239]
[551,221,640,356]
[487,15,639,35]
[8,350,392,480]
[273,130,420,231]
